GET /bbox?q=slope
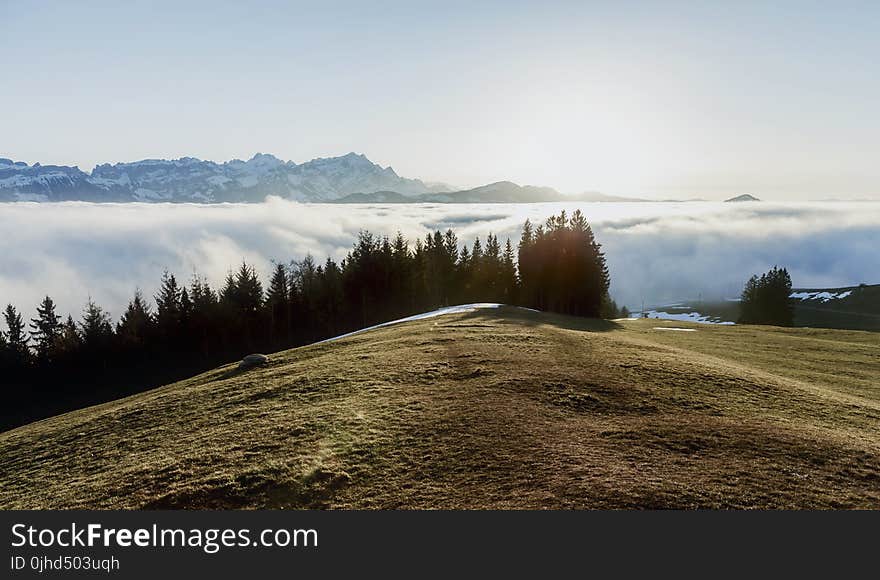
[1,308,878,509]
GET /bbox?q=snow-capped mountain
[0,153,448,202]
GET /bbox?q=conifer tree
[155,271,183,329]
[79,299,114,351]
[57,315,82,358]
[3,304,30,366]
[501,238,518,302]
[30,296,61,363]
[266,263,291,345]
[117,290,153,348]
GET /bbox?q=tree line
[1,210,623,430]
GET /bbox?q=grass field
[1,307,878,509]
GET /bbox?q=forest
[0,210,622,429]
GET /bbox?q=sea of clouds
[1,198,878,322]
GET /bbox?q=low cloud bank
[0,199,877,321]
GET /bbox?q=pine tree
[3,304,30,366]
[233,262,264,313]
[79,299,114,351]
[116,290,153,348]
[179,287,193,321]
[501,238,518,303]
[470,236,485,300]
[57,315,82,357]
[266,263,291,345]
[226,262,264,350]
[518,220,537,307]
[30,296,61,363]
[390,232,412,315]
[155,271,183,330]
[483,234,502,301]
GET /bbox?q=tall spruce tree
[116,290,153,348]
[266,263,291,345]
[501,238,518,303]
[3,304,30,367]
[155,272,183,330]
[79,299,114,351]
[30,296,61,363]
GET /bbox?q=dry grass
[1,307,878,509]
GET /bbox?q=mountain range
[0,153,449,203]
[1,152,647,204]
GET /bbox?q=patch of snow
[653,327,697,332]
[790,290,853,302]
[314,303,507,345]
[638,310,735,325]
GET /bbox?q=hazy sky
[3,1,879,199]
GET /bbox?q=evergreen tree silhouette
[117,290,153,349]
[266,263,291,347]
[501,238,518,303]
[30,296,61,363]
[79,299,114,352]
[3,304,31,367]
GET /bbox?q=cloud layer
[1,199,878,321]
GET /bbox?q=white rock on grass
[238,353,269,370]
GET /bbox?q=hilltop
[725,194,761,202]
[2,306,877,509]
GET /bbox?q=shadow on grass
[450,305,623,333]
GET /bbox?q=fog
[1,199,878,321]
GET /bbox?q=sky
[2,0,879,199]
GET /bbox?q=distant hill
[333,182,648,204]
[2,306,877,509]
[725,194,761,202]
[329,190,414,203]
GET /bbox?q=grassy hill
[1,307,878,509]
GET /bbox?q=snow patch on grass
[639,310,735,325]
[315,303,506,345]
[790,290,853,302]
